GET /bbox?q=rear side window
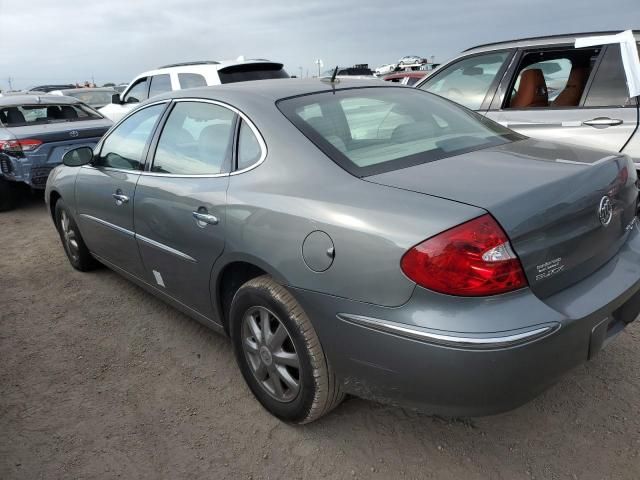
[96,104,164,170]
[0,103,101,126]
[178,73,207,89]
[420,52,510,109]
[152,102,235,175]
[237,120,263,170]
[584,44,633,107]
[278,87,522,177]
[148,74,172,98]
[218,63,289,84]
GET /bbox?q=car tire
[54,199,99,271]
[0,177,14,212]
[230,275,344,424]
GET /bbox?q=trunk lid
[5,118,112,144]
[366,138,639,298]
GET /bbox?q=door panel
[486,107,637,152]
[76,167,145,277]
[134,176,229,318]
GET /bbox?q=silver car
[415,31,640,166]
[45,79,640,423]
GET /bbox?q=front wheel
[230,275,344,423]
[54,199,99,271]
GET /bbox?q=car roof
[134,59,284,78]
[464,30,640,54]
[0,94,82,107]
[147,78,394,105]
[55,87,116,94]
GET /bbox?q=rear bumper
[290,227,640,416]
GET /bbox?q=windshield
[65,90,114,107]
[277,87,523,176]
[0,103,102,127]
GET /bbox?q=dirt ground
[1,193,639,480]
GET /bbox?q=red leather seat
[511,69,548,108]
[552,67,588,107]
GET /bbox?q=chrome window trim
[166,97,267,177]
[80,214,134,237]
[136,234,197,263]
[337,313,560,350]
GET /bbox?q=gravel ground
[1,194,640,480]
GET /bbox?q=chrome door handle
[192,211,219,226]
[112,193,129,205]
[583,117,623,127]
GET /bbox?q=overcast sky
[0,0,637,89]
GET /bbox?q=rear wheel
[0,177,14,212]
[230,275,343,423]
[54,199,99,271]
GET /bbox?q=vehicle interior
[505,47,601,109]
[0,104,96,126]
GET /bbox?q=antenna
[330,66,339,83]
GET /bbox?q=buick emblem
[598,196,613,227]
[69,130,79,138]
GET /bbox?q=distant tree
[102,82,116,87]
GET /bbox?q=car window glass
[0,103,100,126]
[178,73,207,89]
[152,102,235,175]
[505,47,600,109]
[123,78,148,104]
[279,88,522,177]
[237,120,262,170]
[96,104,164,170]
[148,74,172,98]
[584,44,633,107]
[420,52,509,109]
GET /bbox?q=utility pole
[7,76,13,90]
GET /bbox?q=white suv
[99,58,288,122]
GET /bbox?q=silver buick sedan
[46,79,640,423]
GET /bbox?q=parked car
[99,59,289,122]
[415,31,640,166]
[0,95,112,211]
[374,63,397,76]
[383,71,426,86]
[50,87,118,109]
[398,55,428,66]
[29,84,76,93]
[46,79,640,423]
[114,84,128,94]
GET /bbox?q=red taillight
[0,139,42,153]
[400,214,527,296]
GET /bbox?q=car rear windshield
[218,63,289,84]
[0,103,102,127]
[64,91,114,107]
[277,87,523,176]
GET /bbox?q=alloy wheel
[241,306,301,402]
[60,210,80,262]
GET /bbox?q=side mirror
[111,93,122,104]
[63,146,94,167]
